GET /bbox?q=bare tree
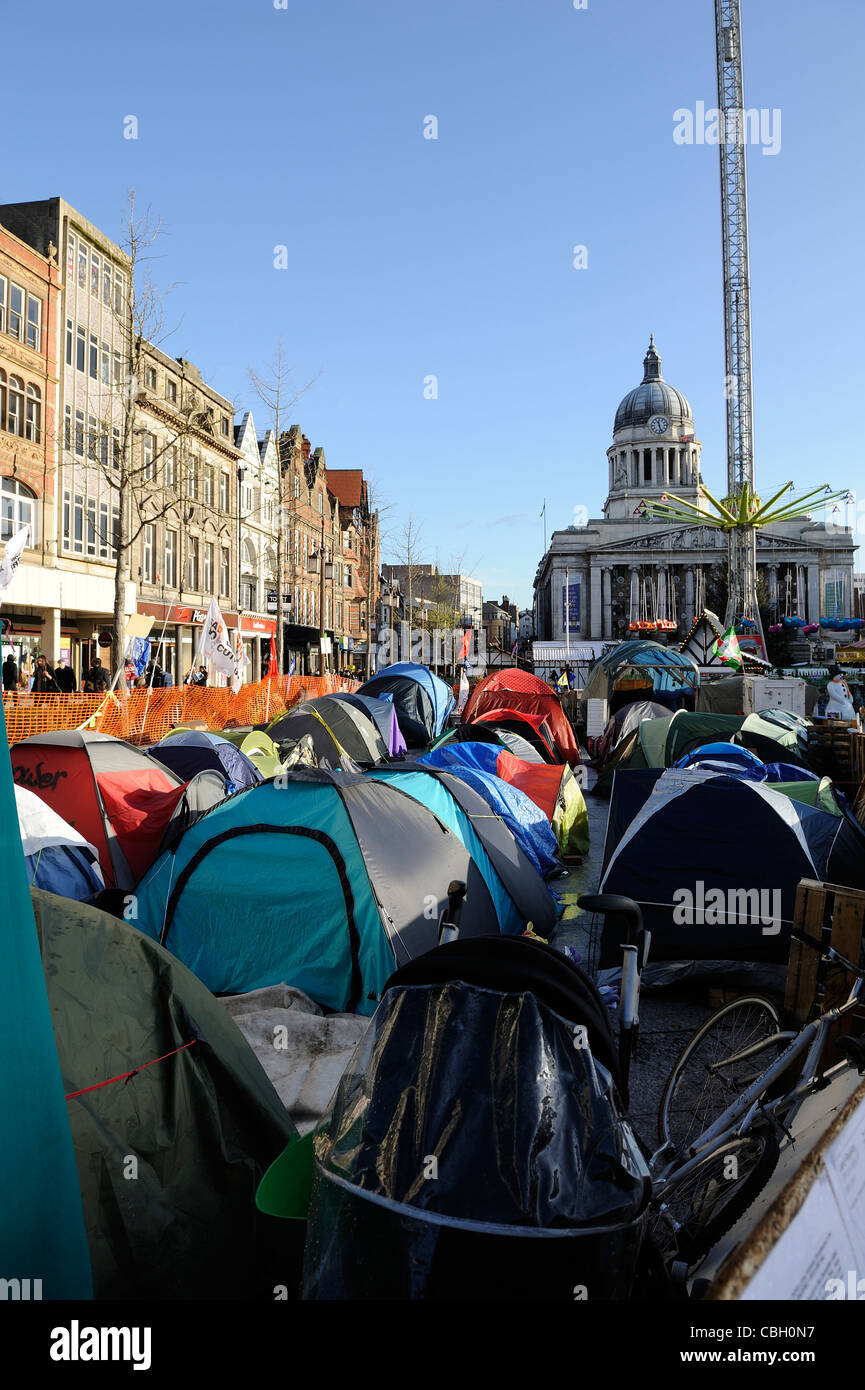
[248,345,317,670]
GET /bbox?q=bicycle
[578,892,865,1280]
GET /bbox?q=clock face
[651,416,669,434]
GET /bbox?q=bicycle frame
[652,965,863,1189]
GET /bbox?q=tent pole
[138,604,173,745]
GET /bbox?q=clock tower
[604,336,706,521]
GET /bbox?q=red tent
[464,669,581,766]
[470,707,561,763]
[10,731,186,889]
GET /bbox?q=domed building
[533,338,856,654]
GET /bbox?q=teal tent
[0,702,92,1298]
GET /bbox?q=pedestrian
[549,667,559,688]
[564,662,575,689]
[84,656,109,693]
[2,652,18,691]
[54,659,77,693]
[124,658,136,688]
[32,654,60,693]
[144,658,164,689]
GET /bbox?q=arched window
[25,384,41,443]
[1,476,37,544]
[7,377,24,436]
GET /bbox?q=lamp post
[311,519,334,675]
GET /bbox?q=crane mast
[715,0,760,638]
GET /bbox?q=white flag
[0,524,30,601]
[199,597,244,694]
[456,666,470,715]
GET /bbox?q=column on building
[628,566,639,625]
[684,567,695,630]
[602,566,612,638]
[768,564,779,617]
[807,565,820,624]
[589,562,602,640]
[42,609,61,664]
[656,567,668,621]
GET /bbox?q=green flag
[712,624,743,670]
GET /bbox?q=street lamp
[310,519,334,675]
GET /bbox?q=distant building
[534,338,857,646]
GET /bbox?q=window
[186,457,198,499]
[145,365,156,390]
[166,378,177,404]
[143,432,156,481]
[26,296,41,350]
[643,450,652,483]
[7,377,23,435]
[221,416,229,437]
[336,600,342,629]
[78,245,87,289]
[294,584,299,617]
[64,404,71,450]
[204,542,213,593]
[220,546,230,596]
[113,349,122,385]
[112,427,121,467]
[99,425,109,465]
[91,252,100,298]
[67,234,75,285]
[0,278,5,333]
[317,491,323,514]
[165,530,176,587]
[8,283,24,340]
[143,524,155,583]
[101,342,110,384]
[89,334,98,379]
[64,318,73,366]
[203,466,213,506]
[219,471,228,511]
[103,263,111,308]
[75,410,84,457]
[76,326,85,372]
[165,445,176,488]
[87,415,97,460]
[293,473,299,499]
[1,477,36,542]
[344,565,352,589]
[114,272,125,315]
[25,385,41,443]
[187,537,199,590]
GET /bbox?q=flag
[0,524,30,600]
[199,597,244,694]
[288,657,296,678]
[131,636,150,677]
[712,624,742,670]
[457,627,472,663]
[557,672,569,689]
[267,634,278,677]
[456,667,470,714]
[510,639,518,657]
[234,630,249,686]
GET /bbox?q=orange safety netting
[2,674,360,747]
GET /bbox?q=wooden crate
[784,879,865,1062]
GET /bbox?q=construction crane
[715,0,759,637]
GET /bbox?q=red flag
[458,627,472,663]
[267,634,278,678]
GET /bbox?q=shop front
[2,612,82,688]
[283,624,337,676]
[239,614,276,683]
[138,601,240,686]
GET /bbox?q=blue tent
[133,770,548,1014]
[17,786,105,901]
[366,766,560,934]
[359,663,455,746]
[149,730,263,793]
[598,766,865,965]
[418,744,561,877]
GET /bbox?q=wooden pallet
[784,879,865,1063]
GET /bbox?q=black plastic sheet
[302,979,650,1299]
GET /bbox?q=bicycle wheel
[650,1127,780,1272]
[659,994,783,1153]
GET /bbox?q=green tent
[33,889,296,1299]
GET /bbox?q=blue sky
[6,0,863,608]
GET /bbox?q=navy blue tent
[149,731,263,793]
[359,663,455,746]
[598,767,865,965]
[16,785,104,901]
[418,744,561,878]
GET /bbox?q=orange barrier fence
[2,675,360,747]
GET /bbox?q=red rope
[65,1040,198,1100]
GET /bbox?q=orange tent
[463,669,581,767]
